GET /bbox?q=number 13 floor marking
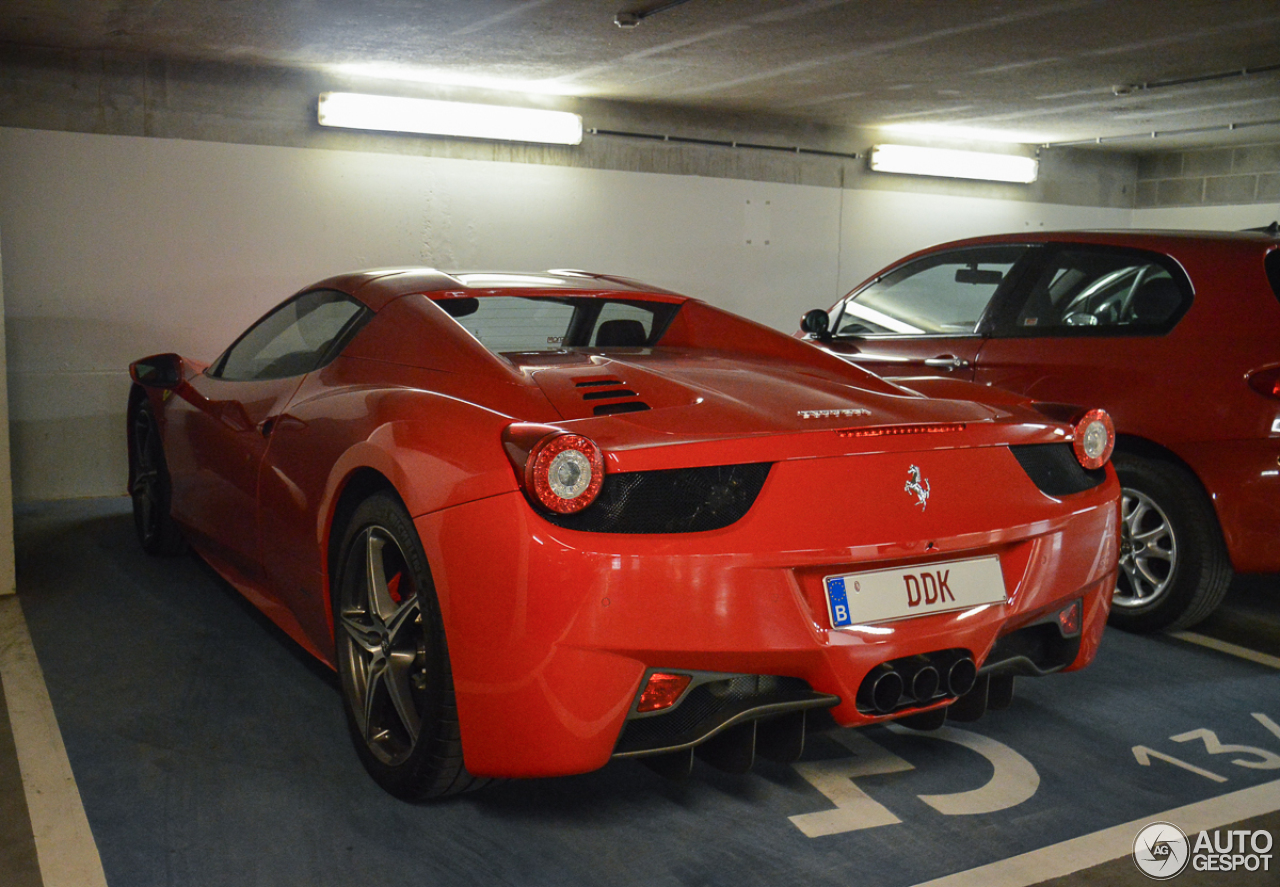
[789,725,1040,838]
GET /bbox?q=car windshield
[835,245,1028,336]
[434,295,678,353]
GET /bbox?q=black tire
[1109,453,1232,632]
[129,400,186,556]
[332,492,483,800]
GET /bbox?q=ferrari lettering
[904,570,955,608]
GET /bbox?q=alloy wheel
[337,526,427,767]
[131,409,164,545]
[1114,486,1177,610]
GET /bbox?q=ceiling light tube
[868,144,1038,183]
[317,92,583,145]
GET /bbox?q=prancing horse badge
[905,465,930,509]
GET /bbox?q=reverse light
[637,673,692,713]
[1072,408,1115,470]
[525,432,605,514]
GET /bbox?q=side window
[1010,247,1190,334]
[834,246,1029,336]
[213,290,368,381]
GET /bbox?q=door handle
[923,355,970,371]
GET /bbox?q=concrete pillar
[0,237,15,594]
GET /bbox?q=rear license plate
[824,555,1006,629]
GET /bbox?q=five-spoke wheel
[333,492,479,799]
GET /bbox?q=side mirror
[130,353,184,389]
[800,308,831,340]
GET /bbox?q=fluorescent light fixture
[868,144,1038,183]
[317,92,583,145]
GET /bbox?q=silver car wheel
[1114,486,1177,610]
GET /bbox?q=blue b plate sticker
[823,555,1006,629]
[827,577,853,628]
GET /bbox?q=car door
[973,244,1193,439]
[166,289,369,584]
[815,244,1038,381]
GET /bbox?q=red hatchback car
[129,268,1119,798]
[802,228,1280,633]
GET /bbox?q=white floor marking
[789,729,915,837]
[1170,631,1280,670]
[0,596,108,887]
[791,724,1041,836]
[909,777,1280,887]
[886,723,1040,815]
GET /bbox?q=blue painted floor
[10,497,1280,886]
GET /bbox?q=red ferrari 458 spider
[128,268,1119,799]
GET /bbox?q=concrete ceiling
[3,0,1280,151]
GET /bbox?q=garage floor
[4,498,1280,887]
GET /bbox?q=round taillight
[526,433,605,514]
[1246,366,1280,400]
[1072,408,1115,470]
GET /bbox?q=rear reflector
[637,673,692,713]
[1058,600,1082,636]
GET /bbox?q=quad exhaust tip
[857,650,977,715]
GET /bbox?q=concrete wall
[1136,143,1280,210]
[0,238,13,593]
[0,126,1135,502]
[0,45,1137,209]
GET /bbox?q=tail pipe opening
[856,649,976,716]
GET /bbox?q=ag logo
[1133,821,1190,880]
[904,465,930,510]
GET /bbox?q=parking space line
[1169,631,1280,670]
[0,596,108,887]
[910,777,1280,887]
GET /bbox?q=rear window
[434,295,678,353]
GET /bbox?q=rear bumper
[417,447,1120,778]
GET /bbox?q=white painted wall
[0,127,1134,501]
[835,189,1132,295]
[1133,203,1280,230]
